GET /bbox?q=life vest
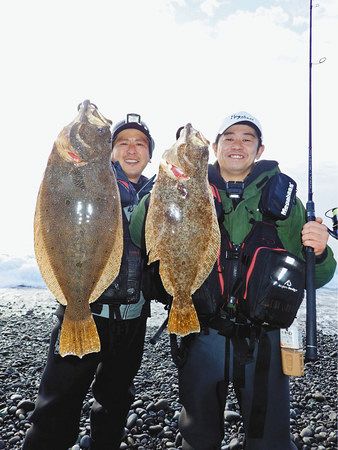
[194,174,305,330]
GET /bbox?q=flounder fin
[158,263,175,297]
[144,197,162,265]
[34,190,68,305]
[88,207,124,303]
[147,246,160,266]
[59,309,100,358]
[168,294,200,337]
[191,205,221,293]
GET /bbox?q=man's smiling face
[213,124,265,181]
[112,129,150,183]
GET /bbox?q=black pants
[22,312,147,450]
[178,328,297,450]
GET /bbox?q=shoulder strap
[117,178,130,190]
[209,183,225,223]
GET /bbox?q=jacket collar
[208,160,279,193]
[113,161,155,206]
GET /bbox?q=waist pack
[236,222,305,328]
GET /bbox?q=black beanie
[112,113,155,158]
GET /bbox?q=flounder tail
[168,297,200,336]
[59,310,100,358]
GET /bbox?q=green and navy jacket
[94,162,155,320]
[130,159,336,291]
[207,160,336,288]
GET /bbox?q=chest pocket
[235,220,305,328]
[99,179,143,305]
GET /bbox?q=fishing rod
[305,0,318,362]
[304,1,337,361]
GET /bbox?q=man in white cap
[173,111,336,449]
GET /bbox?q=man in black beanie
[23,113,156,450]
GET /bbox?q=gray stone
[79,435,91,448]
[224,410,241,423]
[300,427,314,437]
[126,413,138,429]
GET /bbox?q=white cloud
[0,0,336,264]
[255,6,289,24]
[167,0,186,7]
[200,0,221,17]
[292,15,308,27]
[0,254,45,288]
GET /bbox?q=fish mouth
[78,100,112,127]
[179,124,209,147]
[192,130,209,147]
[161,159,190,181]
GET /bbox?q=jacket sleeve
[277,197,337,289]
[129,194,149,250]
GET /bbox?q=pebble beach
[0,287,337,450]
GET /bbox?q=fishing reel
[325,207,338,240]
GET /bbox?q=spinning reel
[325,207,338,240]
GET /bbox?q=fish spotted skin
[145,124,220,336]
[34,100,123,357]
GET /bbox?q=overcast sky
[1,0,337,258]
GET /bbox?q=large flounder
[34,100,123,357]
[145,124,221,336]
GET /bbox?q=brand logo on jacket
[281,182,295,216]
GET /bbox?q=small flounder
[145,124,220,336]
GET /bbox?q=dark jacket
[96,162,155,307]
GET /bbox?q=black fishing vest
[98,178,144,305]
[193,181,305,330]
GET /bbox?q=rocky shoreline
[0,292,337,450]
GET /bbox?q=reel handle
[325,207,338,240]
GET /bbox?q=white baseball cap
[216,111,263,142]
